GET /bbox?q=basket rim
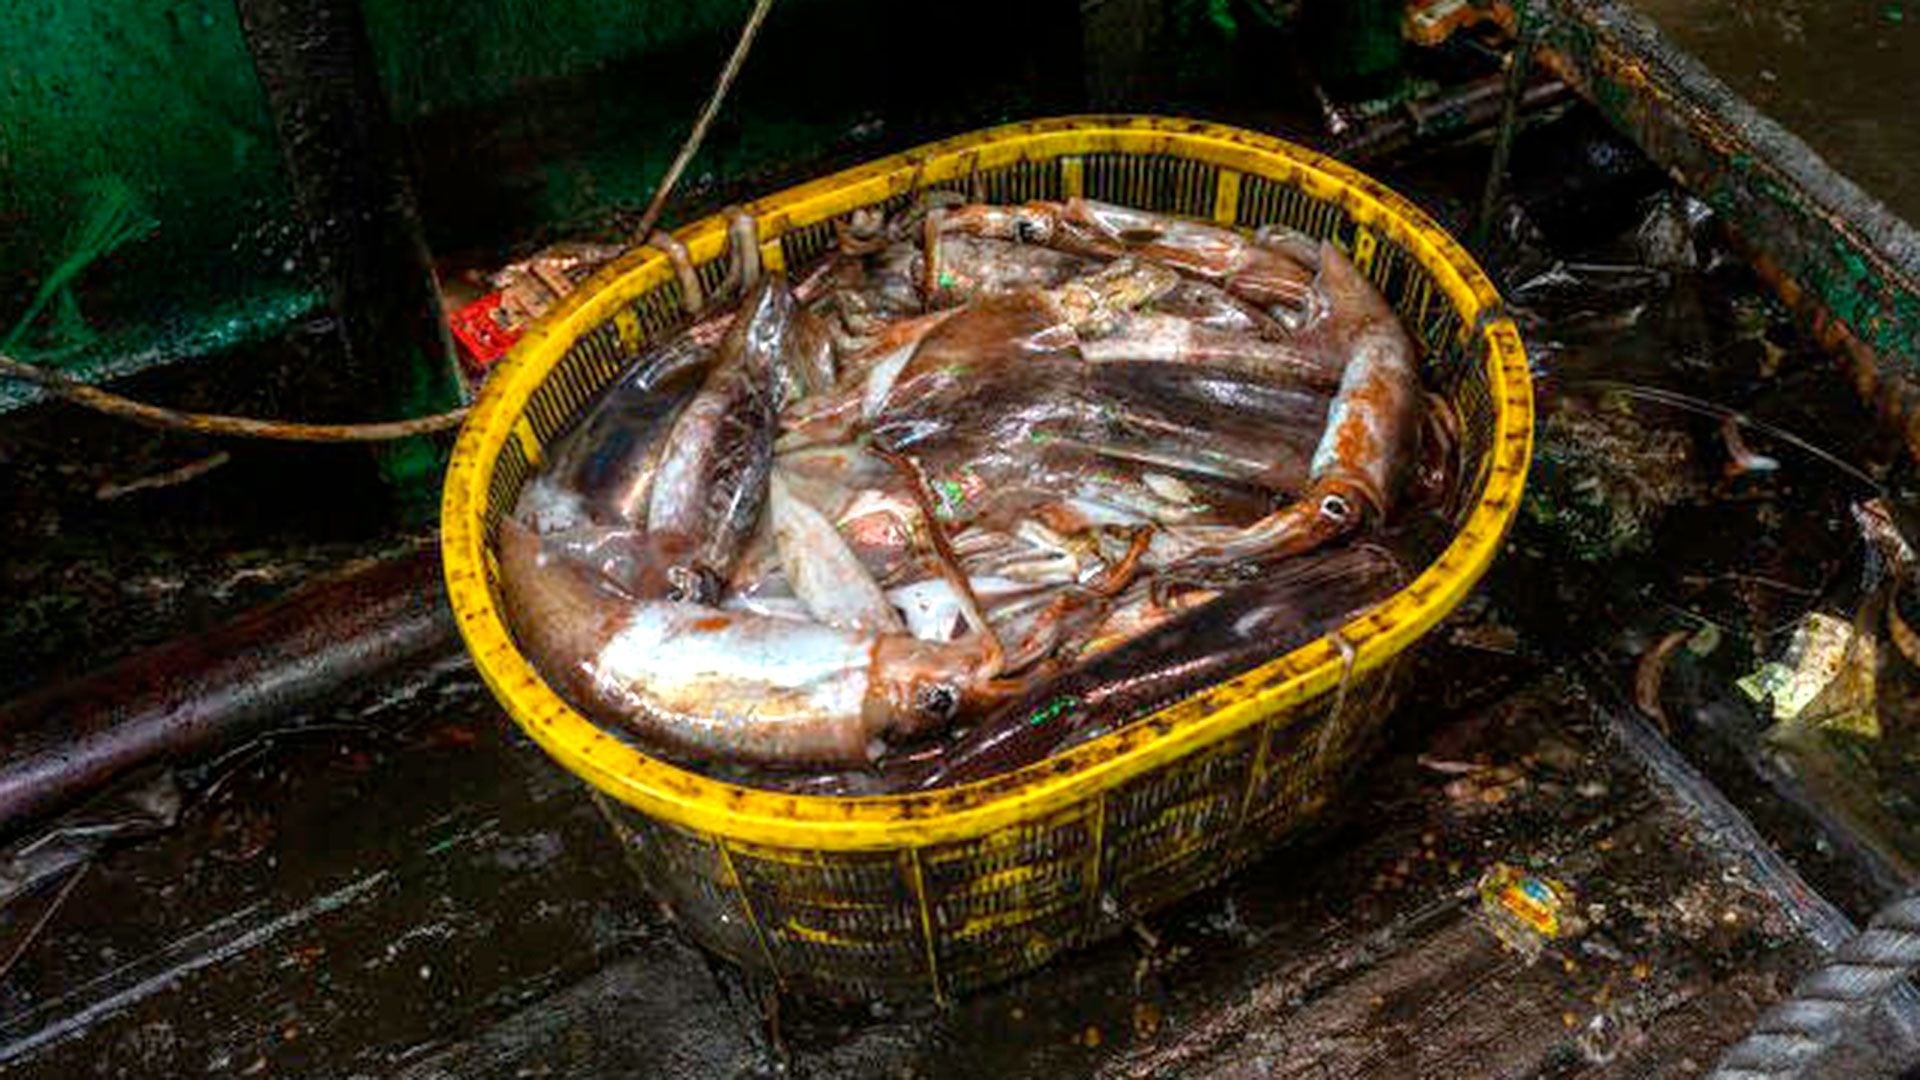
[441,114,1534,851]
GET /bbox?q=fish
[498,519,1001,766]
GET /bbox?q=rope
[629,0,778,244]
[0,352,469,442]
[1710,891,1920,1078]
[0,0,779,442]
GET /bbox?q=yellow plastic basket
[442,116,1532,1002]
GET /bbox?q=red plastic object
[447,291,522,374]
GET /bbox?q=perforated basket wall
[442,116,1532,1002]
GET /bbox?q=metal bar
[1508,0,1920,458]
[232,0,466,506]
[1330,73,1571,163]
[1475,1,1545,244]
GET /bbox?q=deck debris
[1740,611,1879,739]
[0,768,180,908]
[1634,629,1690,732]
[1476,862,1581,961]
[1435,761,1529,810]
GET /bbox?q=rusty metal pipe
[0,546,455,835]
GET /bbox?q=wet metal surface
[233,0,467,502]
[1518,0,1920,462]
[0,337,419,704]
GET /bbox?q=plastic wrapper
[0,768,180,910]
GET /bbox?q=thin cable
[0,863,89,986]
[630,0,779,244]
[1570,378,1884,491]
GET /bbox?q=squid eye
[666,565,720,605]
[914,683,960,722]
[1319,493,1354,525]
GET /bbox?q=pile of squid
[500,196,1455,793]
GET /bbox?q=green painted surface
[1633,0,1919,225]
[1303,0,1405,98]
[0,284,321,411]
[1,0,1075,400]
[1536,0,1920,381]
[1,0,308,369]
[0,0,774,375]
[360,0,765,122]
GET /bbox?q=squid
[1152,241,1422,569]
[498,519,1004,766]
[643,277,794,602]
[938,197,1318,312]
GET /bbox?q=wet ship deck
[4,1,1919,1069]
[3,626,1911,1077]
